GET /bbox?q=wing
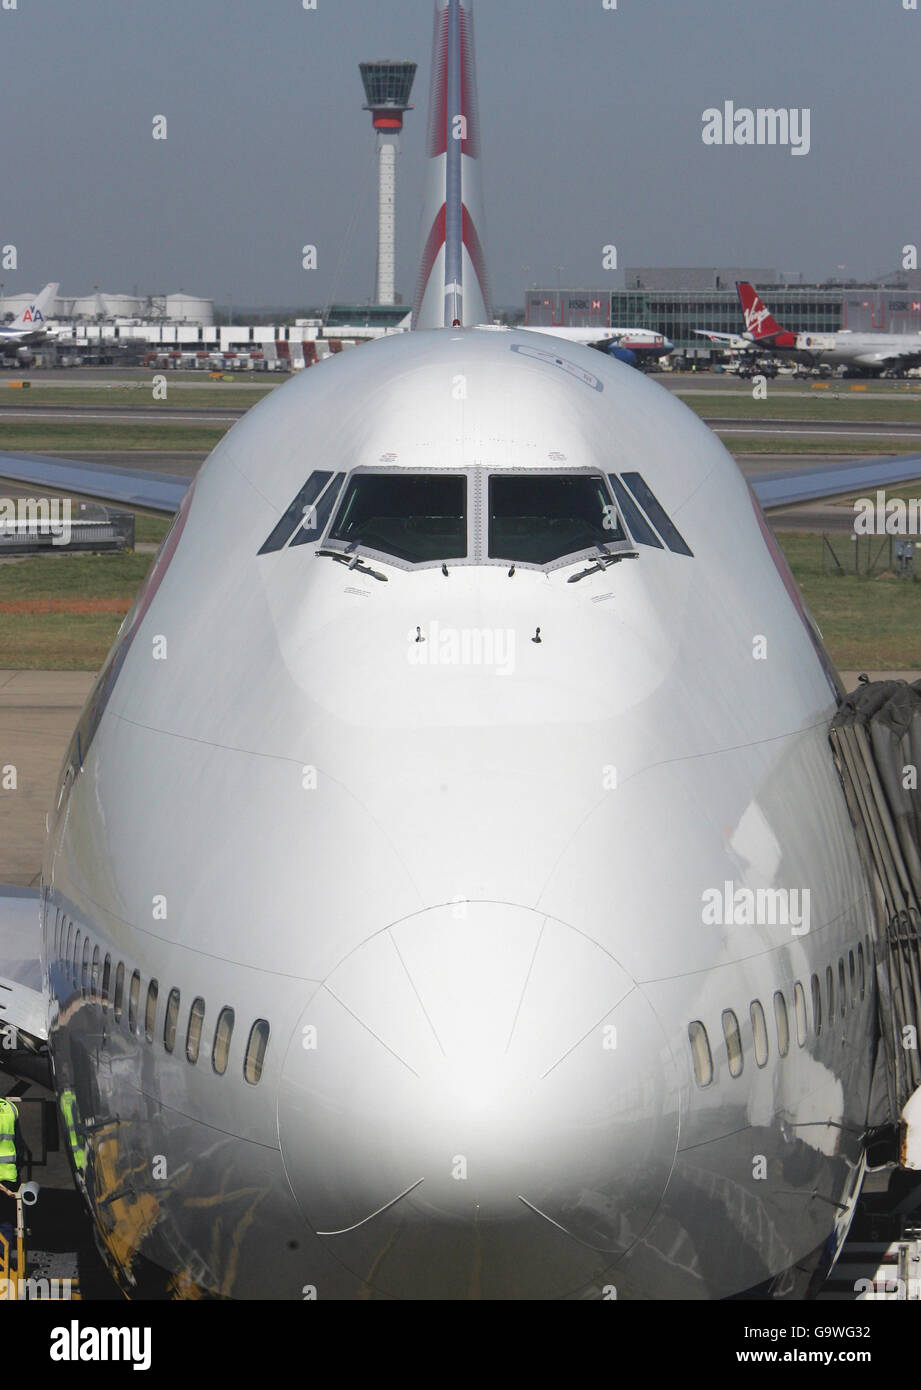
[693,330,750,350]
[752,452,921,511]
[0,886,47,1044]
[0,451,189,515]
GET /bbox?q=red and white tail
[736,282,785,341]
[413,0,491,329]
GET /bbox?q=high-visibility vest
[59,1090,86,1173]
[0,1098,17,1184]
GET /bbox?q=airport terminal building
[526,268,921,357]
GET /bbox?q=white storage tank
[165,293,214,325]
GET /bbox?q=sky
[1,0,918,310]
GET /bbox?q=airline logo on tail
[413,0,491,329]
[736,282,797,348]
[3,283,59,339]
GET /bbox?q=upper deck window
[327,473,467,564]
[488,473,627,566]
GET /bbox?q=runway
[655,376,921,399]
[705,419,921,438]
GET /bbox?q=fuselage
[520,324,673,361]
[793,331,921,371]
[41,328,876,1299]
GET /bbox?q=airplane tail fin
[413,0,491,329]
[736,282,785,341]
[10,283,59,330]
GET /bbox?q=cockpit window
[488,473,628,566]
[327,473,467,564]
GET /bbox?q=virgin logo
[744,302,771,335]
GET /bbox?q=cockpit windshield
[488,473,627,565]
[327,473,467,563]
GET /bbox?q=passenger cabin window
[81,938,90,993]
[488,473,627,566]
[858,943,866,999]
[145,981,158,1043]
[128,971,141,1033]
[838,959,847,1017]
[186,998,205,1064]
[826,965,835,1025]
[751,1000,769,1068]
[794,981,808,1046]
[721,1009,743,1078]
[244,1019,270,1086]
[91,946,100,1000]
[688,1021,712,1087]
[164,988,180,1054]
[72,930,81,987]
[213,1007,235,1076]
[849,949,857,1003]
[102,954,111,1006]
[812,974,822,1037]
[773,991,790,1058]
[327,473,467,564]
[114,962,125,1022]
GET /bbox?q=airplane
[516,324,674,369]
[1,0,921,1302]
[698,281,921,377]
[0,283,59,359]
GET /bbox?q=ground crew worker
[0,1095,20,1272]
[59,1088,87,1175]
[0,1095,17,1188]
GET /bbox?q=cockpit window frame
[484,468,637,572]
[322,466,474,571]
[313,465,638,575]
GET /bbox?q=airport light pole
[360,61,417,306]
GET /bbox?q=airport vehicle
[0,284,59,359]
[736,358,778,380]
[699,282,921,377]
[1,0,921,1301]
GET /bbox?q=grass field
[720,436,921,455]
[775,531,921,669]
[0,423,228,452]
[0,385,277,410]
[0,552,150,668]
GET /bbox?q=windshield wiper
[567,548,639,583]
[317,547,389,582]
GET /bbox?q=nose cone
[279,905,678,1298]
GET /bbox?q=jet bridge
[830,680,921,1138]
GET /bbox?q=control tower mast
[359,61,417,305]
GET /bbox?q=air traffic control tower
[360,60,417,305]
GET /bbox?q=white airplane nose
[278,904,679,1298]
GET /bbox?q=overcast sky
[2,0,918,309]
